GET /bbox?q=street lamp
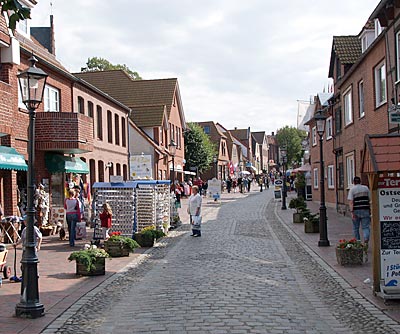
[280,147,287,210]
[213,156,218,179]
[315,110,329,247]
[168,139,177,189]
[16,55,48,318]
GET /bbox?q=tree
[82,57,142,80]
[1,0,31,31]
[184,122,217,174]
[276,126,307,168]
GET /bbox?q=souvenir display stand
[92,180,170,237]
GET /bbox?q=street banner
[378,176,400,294]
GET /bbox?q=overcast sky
[31,0,379,135]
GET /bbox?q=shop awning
[45,153,89,174]
[0,146,28,171]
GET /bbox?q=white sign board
[390,111,400,124]
[378,177,400,294]
[208,178,222,200]
[130,155,153,180]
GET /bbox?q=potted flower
[303,209,319,233]
[336,238,365,265]
[134,226,165,247]
[68,245,109,276]
[104,232,140,257]
[288,196,307,223]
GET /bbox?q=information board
[378,176,400,291]
[130,154,152,180]
[208,178,221,200]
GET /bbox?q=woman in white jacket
[188,185,202,237]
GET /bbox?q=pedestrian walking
[348,176,371,247]
[99,203,113,241]
[64,189,80,247]
[188,185,202,237]
[226,177,232,193]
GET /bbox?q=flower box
[304,220,319,233]
[104,240,130,257]
[76,257,106,276]
[134,233,155,247]
[336,247,364,266]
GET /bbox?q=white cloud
[31,0,379,134]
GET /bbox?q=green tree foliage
[276,126,307,168]
[184,122,217,174]
[82,57,142,80]
[1,0,31,31]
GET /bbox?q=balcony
[35,112,94,154]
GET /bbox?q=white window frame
[313,168,319,189]
[44,85,60,112]
[346,153,355,189]
[17,76,27,109]
[326,116,333,140]
[327,165,334,189]
[343,87,353,126]
[397,31,400,81]
[375,61,387,107]
[358,80,365,118]
[374,18,382,38]
[16,19,29,37]
[312,126,317,146]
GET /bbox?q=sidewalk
[0,232,147,334]
[275,191,400,323]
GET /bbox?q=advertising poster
[208,178,222,200]
[130,155,152,180]
[378,177,400,291]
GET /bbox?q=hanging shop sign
[378,176,400,296]
[130,154,152,180]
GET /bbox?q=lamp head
[314,110,327,137]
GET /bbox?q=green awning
[45,153,89,174]
[0,146,28,171]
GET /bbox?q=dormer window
[17,19,29,37]
[374,19,382,38]
[361,35,368,53]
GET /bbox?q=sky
[30,0,379,135]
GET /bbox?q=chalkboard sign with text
[380,221,400,250]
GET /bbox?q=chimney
[50,15,56,55]
[271,131,275,136]
[234,127,237,130]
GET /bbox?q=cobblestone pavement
[43,190,400,334]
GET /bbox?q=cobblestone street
[43,190,400,334]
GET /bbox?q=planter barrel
[336,247,364,266]
[104,241,130,257]
[134,233,155,247]
[293,213,303,224]
[304,221,319,233]
[76,257,106,276]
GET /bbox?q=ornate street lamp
[213,155,218,179]
[280,147,287,210]
[168,139,177,189]
[315,110,329,247]
[16,55,48,318]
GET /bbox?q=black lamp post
[16,55,48,318]
[168,139,177,189]
[280,147,287,210]
[213,156,217,179]
[315,110,329,247]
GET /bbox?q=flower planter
[134,233,155,247]
[304,221,319,233]
[76,257,106,276]
[293,213,303,224]
[104,241,130,257]
[336,247,364,266]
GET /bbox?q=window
[116,163,121,176]
[115,114,120,145]
[336,57,341,80]
[397,31,400,81]
[343,87,352,126]
[89,159,96,193]
[123,164,128,181]
[326,117,333,140]
[44,85,60,112]
[328,165,334,189]
[17,77,27,109]
[374,18,382,38]
[17,19,28,36]
[375,62,387,107]
[121,118,126,147]
[96,106,103,140]
[361,35,368,53]
[358,81,365,118]
[312,126,317,146]
[98,161,104,182]
[313,168,319,189]
[88,101,94,117]
[78,96,84,114]
[204,126,210,134]
[346,153,355,188]
[335,108,342,134]
[177,127,181,148]
[338,162,344,189]
[107,110,113,143]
